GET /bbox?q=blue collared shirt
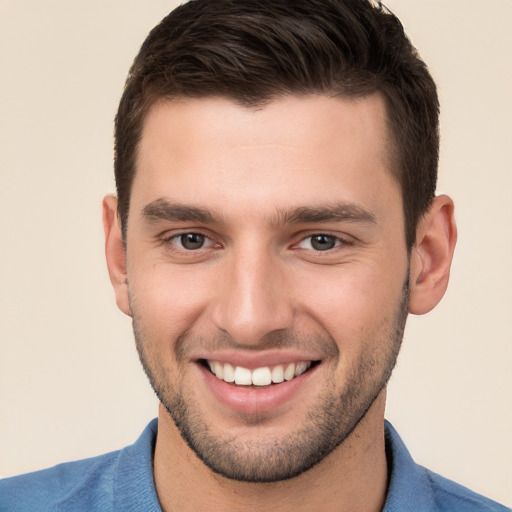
[1,419,509,511]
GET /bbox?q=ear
[103,195,131,317]
[409,195,457,315]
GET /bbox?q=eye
[298,234,343,251]
[171,233,212,250]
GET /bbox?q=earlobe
[102,195,131,317]
[409,195,457,315]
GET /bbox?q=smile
[205,360,315,386]
[198,357,322,414]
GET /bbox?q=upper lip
[195,351,322,369]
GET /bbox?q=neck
[154,392,389,512]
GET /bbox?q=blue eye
[299,234,341,251]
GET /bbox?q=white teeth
[294,361,311,377]
[284,363,295,381]
[271,365,284,383]
[212,361,224,380]
[208,360,313,386]
[234,366,252,385]
[252,367,272,386]
[223,363,235,383]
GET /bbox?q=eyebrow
[141,198,376,227]
[274,203,377,226]
[142,198,224,224]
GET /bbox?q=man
[1,0,509,510]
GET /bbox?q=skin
[103,94,456,511]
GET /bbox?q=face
[123,95,410,482]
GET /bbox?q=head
[104,0,456,484]
[114,0,440,250]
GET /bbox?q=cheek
[128,263,216,343]
[297,265,405,350]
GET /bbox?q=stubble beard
[131,279,409,483]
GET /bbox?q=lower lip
[198,363,318,414]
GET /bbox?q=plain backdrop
[1,0,511,506]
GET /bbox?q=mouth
[201,359,320,387]
[197,356,322,414]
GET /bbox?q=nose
[211,247,294,346]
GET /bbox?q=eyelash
[161,231,217,252]
[295,233,351,252]
[160,231,352,254]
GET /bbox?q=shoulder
[0,450,121,511]
[0,419,160,512]
[384,421,510,512]
[423,468,510,512]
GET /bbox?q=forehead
[132,94,399,220]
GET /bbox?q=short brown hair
[115,0,439,249]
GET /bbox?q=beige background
[1,0,511,506]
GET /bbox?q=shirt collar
[113,419,162,512]
[383,420,434,511]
